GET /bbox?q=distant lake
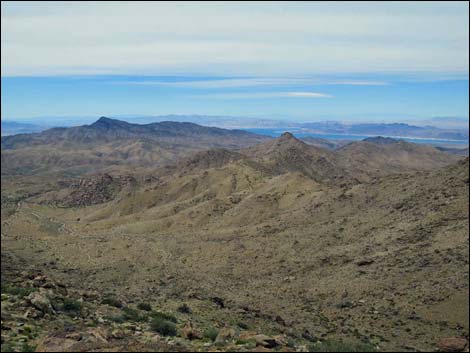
[243,128,470,147]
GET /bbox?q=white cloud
[110,78,317,88]
[1,1,468,77]
[109,78,391,88]
[328,80,390,86]
[196,92,332,99]
[285,92,332,98]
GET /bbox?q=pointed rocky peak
[244,130,324,160]
[93,116,114,125]
[275,131,308,148]
[278,131,295,140]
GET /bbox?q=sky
[1,1,469,123]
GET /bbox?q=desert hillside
[1,119,468,352]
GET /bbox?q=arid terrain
[1,118,469,352]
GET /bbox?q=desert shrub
[150,311,177,323]
[87,321,98,327]
[137,302,152,311]
[1,343,15,352]
[150,316,177,336]
[1,284,36,299]
[106,314,126,324]
[287,338,296,348]
[19,343,36,352]
[235,338,256,349]
[235,339,251,345]
[237,321,249,330]
[122,307,147,322]
[106,306,147,323]
[177,303,192,314]
[62,298,82,313]
[101,296,123,308]
[203,327,219,342]
[308,340,376,352]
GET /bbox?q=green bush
[177,303,192,314]
[308,340,376,352]
[235,339,249,345]
[287,338,296,348]
[122,307,147,322]
[150,311,177,323]
[150,317,177,336]
[237,321,249,330]
[1,343,15,352]
[101,296,123,308]
[203,327,219,342]
[1,284,36,299]
[106,306,148,323]
[137,302,152,311]
[235,338,256,349]
[19,343,36,352]
[106,314,126,324]
[62,298,82,313]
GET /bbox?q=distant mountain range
[416,116,470,129]
[0,117,270,176]
[297,121,469,141]
[3,115,468,141]
[1,117,268,149]
[2,117,464,181]
[1,121,49,136]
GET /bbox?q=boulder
[438,337,468,352]
[252,334,279,348]
[26,291,54,314]
[239,331,259,340]
[64,332,83,341]
[86,327,109,344]
[273,334,288,346]
[182,322,201,340]
[215,327,236,343]
[111,328,126,339]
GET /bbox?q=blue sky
[1,1,469,123]
[2,75,469,122]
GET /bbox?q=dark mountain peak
[90,117,130,130]
[279,131,295,140]
[93,116,115,124]
[363,136,400,145]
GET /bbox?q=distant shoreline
[243,128,470,147]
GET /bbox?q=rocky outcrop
[26,290,55,315]
[60,174,137,207]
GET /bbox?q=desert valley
[1,117,468,352]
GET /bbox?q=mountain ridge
[1,117,269,149]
